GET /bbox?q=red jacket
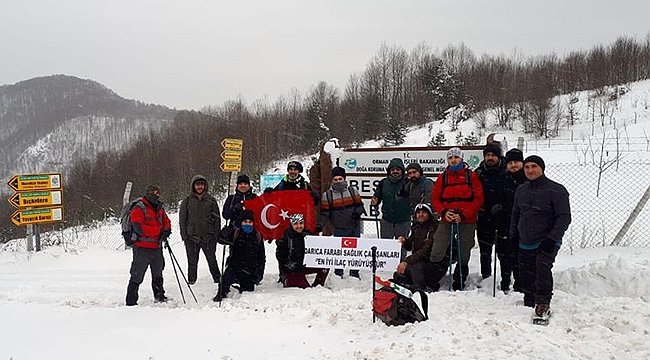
[431,165,484,224]
[130,198,171,249]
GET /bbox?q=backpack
[120,198,145,246]
[373,277,428,326]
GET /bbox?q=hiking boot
[154,295,169,303]
[535,303,551,317]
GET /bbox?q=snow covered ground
[1,211,649,360]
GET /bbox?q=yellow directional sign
[7,173,63,192]
[221,138,243,151]
[221,150,242,161]
[10,207,64,226]
[8,191,63,209]
[220,161,242,172]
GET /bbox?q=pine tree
[428,129,447,146]
[302,98,330,152]
[462,131,479,146]
[383,112,406,146]
[455,130,464,145]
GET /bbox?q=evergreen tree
[455,130,464,145]
[428,129,447,146]
[462,131,479,146]
[383,112,406,146]
[302,98,329,152]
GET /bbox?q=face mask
[449,162,464,172]
[241,224,254,233]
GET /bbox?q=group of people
[123,146,571,319]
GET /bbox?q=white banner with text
[303,236,401,271]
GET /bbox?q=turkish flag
[341,237,358,248]
[243,190,316,240]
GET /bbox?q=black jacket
[502,169,527,231]
[510,175,571,250]
[227,229,266,282]
[275,227,311,273]
[179,175,221,243]
[223,190,258,227]
[475,161,507,217]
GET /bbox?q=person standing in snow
[429,148,484,290]
[318,167,365,278]
[401,163,435,219]
[179,175,222,285]
[510,155,571,318]
[475,144,508,280]
[223,174,258,229]
[276,214,329,288]
[498,148,527,293]
[125,184,172,306]
[370,158,411,240]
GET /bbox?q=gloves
[490,204,503,216]
[160,229,171,240]
[540,238,557,253]
[162,238,170,249]
[286,261,299,271]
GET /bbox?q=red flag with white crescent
[243,190,316,240]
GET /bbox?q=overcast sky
[1,0,648,110]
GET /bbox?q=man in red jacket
[429,147,484,290]
[125,184,172,306]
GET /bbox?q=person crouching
[213,210,266,302]
[276,214,329,288]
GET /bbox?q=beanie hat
[505,149,524,163]
[331,166,346,179]
[145,184,160,194]
[241,210,255,222]
[524,155,545,172]
[406,163,423,176]
[447,147,464,159]
[287,161,303,172]
[483,144,502,158]
[414,203,433,217]
[289,213,304,224]
[236,174,250,185]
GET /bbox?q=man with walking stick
[429,148,483,291]
[125,185,172,306]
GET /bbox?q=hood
[190,174,208,192]
[386,158,406,174]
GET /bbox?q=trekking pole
[218,244,227,307]
[493,229,498,297]
[166,245,186,304]
[448,222,454,291]
[372,205,380,238]
[371,246,377,324]
[167,244,198,303]
[456,223,463,291]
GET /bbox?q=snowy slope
[2,82,650,359]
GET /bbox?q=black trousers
[476,216,498,278]
[519,247,558,306]
[184,238,221,283]
[220,266,255,297]
[496,235,520,291]
[126,247,165,305]
[394,261,445,291]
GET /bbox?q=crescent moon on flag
[261,204,280,229]
[343,239,354,247]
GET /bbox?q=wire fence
[1,161,649,253]
[360,161,650,253]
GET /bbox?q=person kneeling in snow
[394,203,445,292]
[213,210,266,302]
[276,214,329,288]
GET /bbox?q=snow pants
[284,268,330,288]
[184,238,221,284]
[430,223,476,290]
[519,247,558,306]
[126,246,165,305]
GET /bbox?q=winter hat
[483,144,502,158]
[386,158,406,174]
[505,149,524,163]
[289,213,304,224]
[406,163,423,176]
[414,203,433,217]
[524,155,545,172]
[236,174,250,185]
[287,161,303,172]
[446,147,464,159]
[145,184,160,195]
[331,166,346,179]
[241,210,255,223]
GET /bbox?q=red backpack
[373,277,429,326]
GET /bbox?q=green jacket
[373,158,410,223]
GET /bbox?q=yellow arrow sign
[7,173,63,192]
[10,207,64,226]
[220,161,242,172]
[221,138,243,151]
[8,191,63,209]
[221,150,242,161]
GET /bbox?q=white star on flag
[279,209,289,220]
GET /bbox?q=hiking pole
[456,223,463,291]
[448,222,454,291]
[218,244,227,307]
[166,244,186,304]
[371,246,377,324]
[167,244,198,303]
[493,229,498,297]
[372,205,380,238]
